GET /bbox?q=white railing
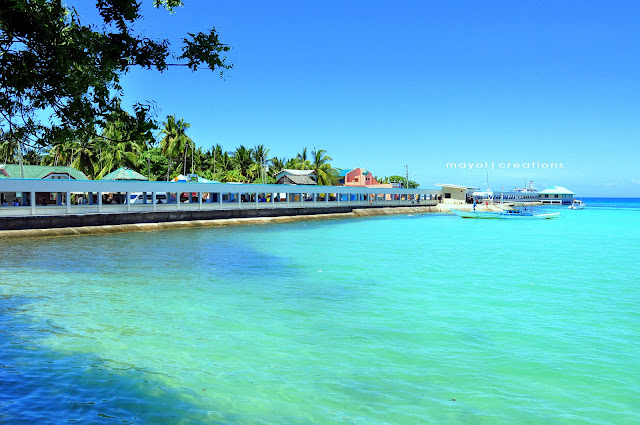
[0,179,441,218]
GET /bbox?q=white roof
[435,183,478,190]
[539,186,575,195]
[278,169,317,176]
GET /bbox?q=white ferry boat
[568,199,585,210]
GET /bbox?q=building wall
[343,168,382,186]
[540,193,574,204]
[441,187,467,204]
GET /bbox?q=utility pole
[18,138,25,179]
[405,164,409,189]
[69,149,74,180]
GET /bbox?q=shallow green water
[2,202,639,424]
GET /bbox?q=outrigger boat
[454,187,560,219]
[451,202,560,220]
[450,208,560,219]
[451,197,561,219]
[453,187,560,219]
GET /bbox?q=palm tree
[42,140,75,167]
[95,140,142,178]
[311,148,338,185]
[24,148,42,165]
[159,115,193,179]
[269,156,286,175]
[219,151,233,172]
[0,130,19,163]
[295,147,311,170]
[72,138,98,178]
[220,168,247,183]
[203,144,224,175]
[252,144,270,183]
[95,117,144,178]
[190,146,205,175]
[231,145,254,180]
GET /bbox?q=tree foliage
[0,0,231,150]
[310,148,338,185]
[382,175,419,188]
[159,114,193,177]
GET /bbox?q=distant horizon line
[578,196,640,199]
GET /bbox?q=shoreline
[0,206,444,239]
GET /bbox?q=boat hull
[450,209,560,219]
[568,200,585,210]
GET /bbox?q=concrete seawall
[0,206,356,231]
[0,205,443,239]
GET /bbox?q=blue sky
[75,1,639,196]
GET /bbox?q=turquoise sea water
[1,198,639,424]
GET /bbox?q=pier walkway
[0,179,441,230]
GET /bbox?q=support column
[152,192,157,212]
[238,192,241,208]
[199,192,203,210]
[126,191,131,212]
[30,191,36,215]
[98,191,103,213]
[66,191,71,213]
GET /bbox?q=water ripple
[1,210,639,424]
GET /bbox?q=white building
[435,184,478,204]
[539,186,575,204]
